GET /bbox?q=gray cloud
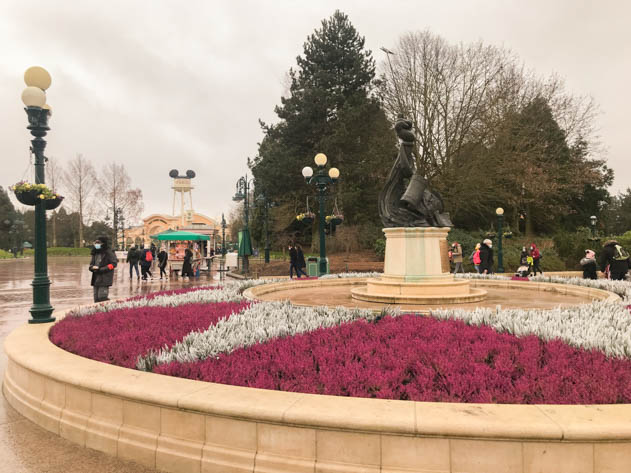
[1,0,629,225]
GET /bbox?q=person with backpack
[139,244,153,280]
[530,243,543,276]
[89,236,118,302]
[126,245,141,280]
[600,240,630,280]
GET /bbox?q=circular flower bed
[50,277,631,404]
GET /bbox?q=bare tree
[63,154,96,247]
[380,30,601,180]
[45,156,64,246]
[99,163,144,249]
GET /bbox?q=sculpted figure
[378,118,453,228]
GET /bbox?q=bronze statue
[378,118,452,228]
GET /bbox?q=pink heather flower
[154,314,631,404]
[50,300,248,368]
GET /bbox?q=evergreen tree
[251,11,394,247]
[0,186,18,250]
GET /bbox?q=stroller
[514,254,533,278]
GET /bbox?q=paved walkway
[0,257,213,472]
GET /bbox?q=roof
[150,230,210,241]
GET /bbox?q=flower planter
[331,217,343,225]
[44,196,64,210]
[14,189,41,206]
[301,217,314,225]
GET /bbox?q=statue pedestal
[351,227,486,305]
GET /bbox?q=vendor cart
[150,230,211,278]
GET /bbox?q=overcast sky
[1,0,629,224]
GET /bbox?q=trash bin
[307,257,319,277]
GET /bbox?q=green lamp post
[221,213,227,256]
[496,207,505,274]
[21,66,55,323]
[256,193,275,264]
[302,153,340,276]
[233,174,252,273]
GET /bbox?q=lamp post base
[29,276,55,324]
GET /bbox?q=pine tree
[251,11,394,246]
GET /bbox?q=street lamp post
[256,193,274,264]
[22,66,55,324]
[496,207,505,274]
[221,213,227,256]
[302,153,340,276]
[233,175,252,273]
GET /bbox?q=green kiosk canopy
[150,230,210,241]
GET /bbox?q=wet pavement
[0,257,216,473]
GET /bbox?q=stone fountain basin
[3,281,628,473]
[245,276,618,314]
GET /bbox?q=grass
[23,247,92,257]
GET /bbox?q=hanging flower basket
[44,195,64,210]
[503,231,513,239]
[326,214,344,226]
[296,212,315,225]
[14,188,41,206]
[11,181,64,209]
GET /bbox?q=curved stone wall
[3,290,631,473]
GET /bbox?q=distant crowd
[449,239,630,281]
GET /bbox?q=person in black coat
[289,243,307,279]
[181,247,194,279]
[89,235,118,302]
[295,244,307,278]
[600,240,630,280]
[580,249,598,280]
[126,245,141,280]
[478,239,494,274]
[139,244,153,280]
[158,247,169,279]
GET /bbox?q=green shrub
[0,249,14,259]
[553,229,595,270]
[374,238,385,261]
[23,247,92,257]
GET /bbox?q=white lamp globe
[496,207,504,216]
[302,166,313,178]
[24,66,52,90]
[328,167,340,179]
[314,153,327,167]
[21,86,46,107]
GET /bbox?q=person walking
[126,245,140,280]
[469,243,481,273]
[599,240,630,281]
[479,239,494,275]
[158,246,169,280]
[580,249,598,280]
[530,243,543,275]
[150,242,157,270]
[295,244,308,278]
[139,244,153,280]
[451,242,464,274]
[89,236,118,302]
[181,247,194,279]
